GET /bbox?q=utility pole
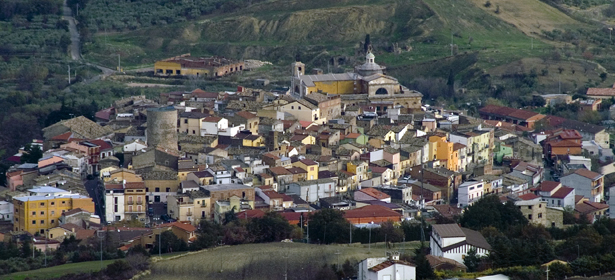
[335,250,341,271]
[67,65,71,84]
[451,30,454,56]
[546,265,550,280]
[118,54,121,72]
[159,229,162,258]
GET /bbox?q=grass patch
[3,260,115,280]
[144,242,422,280]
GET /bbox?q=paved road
[62,0,80,61]
[85,178,106,224]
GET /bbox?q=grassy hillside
[143,242,421,280]
[83,0,574,69]
[3,259,115,280]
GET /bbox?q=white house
[458,180,484,208]
[358,253,416,280]
[123,140,147,153]
[286,179,336,203]
[560,168,604,202]
[534,181,575,208]
[207,165,232,185]
[430,224,491,265]
[105,185,125,222]
[201,116,228,136]
[0,201,14,221]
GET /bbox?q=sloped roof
[432,224,465,238]
[587,88,615,96]
[537,181,561,192]
[571,168,602,180]
[551,186,574,199]
[369,260,415,272]
[343,205,402,219]
[358,188,390,200]
[518,193,539,201]
[44,116,113,140]
[236,111,257,120]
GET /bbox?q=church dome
[355,51,385,76]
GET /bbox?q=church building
[290,52,422,112]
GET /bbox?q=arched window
[295,85,300,93]
[291,106,294,109]
[375,88,388,95]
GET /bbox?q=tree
[192,220,223,250]
[20,144,43,164]
[308,208,350,244]
[413,244,435,279]
[364,34,371,53]
[21,237,32,258]
[548,262,572,280]
[247,212,293,243]
[600,72,608,82]
[151,230,188,254]
[379,221,404,244]
[459,195,528,231]
[464,248,481,272]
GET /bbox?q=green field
[144,242,422,280]
[1,260,114,280]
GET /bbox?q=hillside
[82,0,582,68]
[143,242,420,280]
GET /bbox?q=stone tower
[146,107,178,151]
[291,61,305,77]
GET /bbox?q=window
[310,167,314,171]
[62,201,66,204]
[193,130,196,134]
[32,220,36,224]
[528,205,532,210]
[528,214,532,220]
[51,202,55,206]
[51,219,54,224]
[40,220,44,224]
[40,211,44,215]
[40,202,44,206]
[51,211,54,215]
[166,188,171,192]
[155,188,160,192]
[184,119,188,124]
[298,106,302,110]
[291,106,294,110]
[538,213,542,218]
[32,211,36,216]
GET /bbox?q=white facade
[105,191,125,222]
[0,201,14,221]
[123,141,147,153]
[430,224,491,265]
[358,257,416,280]
[609,186,615,218]
[458,181,484,208]
[287,179,336,203]
[201,118,229,136]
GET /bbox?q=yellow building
[278,100,320,122]
[154,54,244,78]
[429,135,459,172]
[293,158,319,180]
[243,135,265,147]
[179,111,209,135]
[13,187,95,235]
[289,134,316,145]
[102,168,142,183]
[347,161,369,181]
[167,191,211,225]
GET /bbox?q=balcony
[136,201,143,205]
[127,201,134,205]
[186,212,193,216]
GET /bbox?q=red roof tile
[343,205,402,219]
[571,168,602,180]
[346,133,361,139]
[551,186,574,199]
[587,88,615,96]
[236,111,257,119]
[537,181,561,192]
[518,193,539,201]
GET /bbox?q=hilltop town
[3,51,615,280]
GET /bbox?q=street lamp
[368,221,374,252]
[97,230,105,269]
[44,229,49,267]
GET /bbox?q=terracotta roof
[547,139,582,147]
[237,209,266,219]
[290,135,308,141]
[343,205,402,219]
[88,139,113,150]
[369,260,415,272]
[269,166,291,175]
[287,167,307,174]
[426,255,466,270]
[59,223,83,231]
[203,116,222,122]
[587,88,615,96]
[171,222,197,232]
[432,204,462,218]
[571,168,602,180]
[124,182,146,189]
[76,229,96,240]
[191,170,214,178]
[358,188,391,200]
[263,153,280,160]
[346,133,361,139]
[518,193,539,200]
[575,195,586,204]
[236,111,257,120]
[575,201,609,214]
[537,181,561,192]
[551,186,574,199]
[51,132,73,141]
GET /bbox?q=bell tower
[291,61,305,77]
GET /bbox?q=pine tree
[414,244,435,279]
